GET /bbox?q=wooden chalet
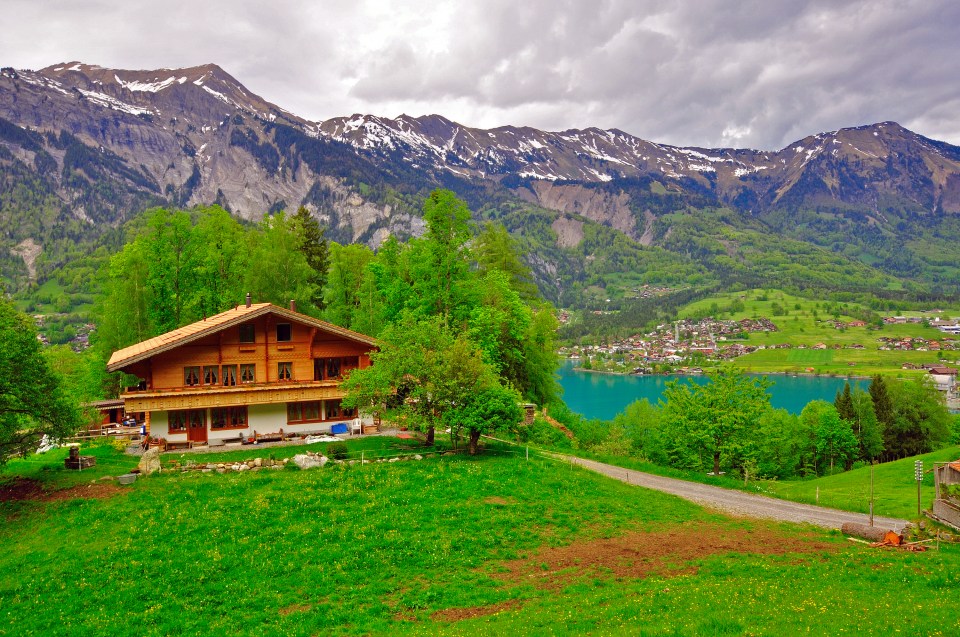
[106,300,377,446]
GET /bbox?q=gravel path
[560,455,909,532]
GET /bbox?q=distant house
[928,366,958,392]
[107,301,378,446]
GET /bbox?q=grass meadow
[1,439,958,635]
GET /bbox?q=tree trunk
[713,452,721,476]
[425,426,435,446]
[468,428,481,455]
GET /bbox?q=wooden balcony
[120,380,345,412]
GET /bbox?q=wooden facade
[107,303,377,443]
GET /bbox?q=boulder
[138,447,162,475]
[293,454,323,470]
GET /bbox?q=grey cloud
[3,0,959,150]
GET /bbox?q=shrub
[326,442,349,460]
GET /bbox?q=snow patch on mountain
[77,88,154,116]
[115,75,184,92]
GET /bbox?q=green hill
[765,445,960,520]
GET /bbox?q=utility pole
[915,460,924,519]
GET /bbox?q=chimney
[245,292,251,308]
[289,299,297,312]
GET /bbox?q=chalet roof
[929,366,958,375]
[107,303,377,372]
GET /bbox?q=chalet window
[287,400,354,424]
[341,356,360,375]
[203,366,219,385]
[287,400,322,424]
[184,367,200,387]
[326,357,341,379]
[222,365,238,386]
[211,406,248,430]
[287,402,302,422]
[169,409,204,432]
[168,411,187,432]
[240,364,256,383]
[278,362,292,381]
[276,323,292,342]
[325,399,357,420]
[239,323,256,343]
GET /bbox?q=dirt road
[562,455,909,532]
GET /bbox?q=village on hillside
[560,314,960,403]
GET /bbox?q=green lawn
[1,440,958,636]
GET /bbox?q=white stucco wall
[148,411,176,440]
[148,403,375,442]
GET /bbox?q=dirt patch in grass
[431,599,522,622]
[0,477,46,502]
[497,522,838,589]
[0,477,126,502]
[278,603,312,616]
[484,496,517,506]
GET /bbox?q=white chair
[351,417,362,435]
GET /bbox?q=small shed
[931,460,960,531]
[520,403,537,425]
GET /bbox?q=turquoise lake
[557,361,863,420]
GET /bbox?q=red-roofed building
[107,301,377,446]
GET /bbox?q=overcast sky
[4,0,959,150]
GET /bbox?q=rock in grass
[138,447,162,475]
[293,454,324,470]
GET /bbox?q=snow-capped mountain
[1,61,959,269]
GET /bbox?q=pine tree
[293,206,329,311]
[834,382,854,421]
[869,374,895,458]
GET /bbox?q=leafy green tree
[0,298,83,461]
[245,211,315,311]
[410,189,472,321]
[293,206,329,310]
[342,315,500,447]
[323,243,374,328]
[886,376,953,459]
[95,237,152,353]
[144,208,197,333]
[522,307,561,406]
[754,409,803,479]
[473,222,539,300]
[659,367,772,475]
[189,205,250,319]
[798,400,833,475]
[611,398,661,458]
[468,270,530,387]
[444,378,522,455]
[850,387,883,461]
[815,407,859,474]
[370,235,414,325]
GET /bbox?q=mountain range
[2,61,959,304]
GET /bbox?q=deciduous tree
[0,299,82,461]
[659,367,772,475]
